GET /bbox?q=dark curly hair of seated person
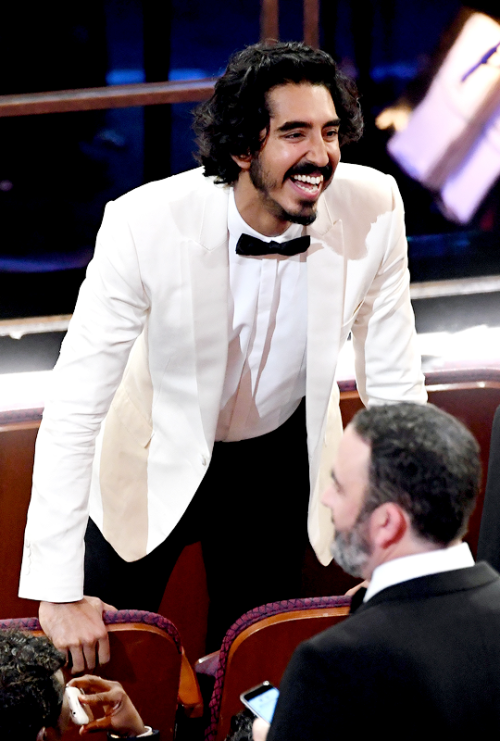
[0,631,65,740]
[193,41,363,185]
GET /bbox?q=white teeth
[292,174,323,185]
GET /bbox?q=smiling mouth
[290,173,324,196]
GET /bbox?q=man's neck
[364,534,445,579]
[233,176,291,237]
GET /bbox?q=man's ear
[369,502,408,550]
[230,152,252,171]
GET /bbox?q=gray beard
[330,520,371,578]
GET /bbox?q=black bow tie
[236,233,310,257]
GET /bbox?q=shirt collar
[364,542,475,603]
[227,188,303,245]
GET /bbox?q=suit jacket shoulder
[268,564,500,739]
[324,161,400,217]
[102,167,229,246]
[310,563,500,653]
[113,166,218,210]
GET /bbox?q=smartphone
[240,681,280,723]
[65,686,90,725]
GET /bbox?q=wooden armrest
[178,649,204,718]
[194,649,220,677]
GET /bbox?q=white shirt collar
[364,542,475,603]
[227,188,303,245]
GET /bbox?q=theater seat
[197,595,351,741]
[0,609,203,740]
[477,404,500,571]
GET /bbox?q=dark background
[1,0,499,321]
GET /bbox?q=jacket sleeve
[19,200,150,602]
[351,175,426,406]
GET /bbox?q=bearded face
[330,509,372,578]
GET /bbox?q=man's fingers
[102,601,117,612]
[70,675,111,691]
[252,718,271,741]
[80,715,113,734]
[80,690,114,707]
[68,638,101,674]
[97,634,111,666]
[68,645,87,675]
[82,642,98,672]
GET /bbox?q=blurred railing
[0,1,320,119]
[0,79,217,118]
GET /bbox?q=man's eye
[325,129,339,138]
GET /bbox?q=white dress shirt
[216,190,308,441]
[364,542,475,602]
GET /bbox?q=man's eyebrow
[276,120,311,133]
[276,118,341,133]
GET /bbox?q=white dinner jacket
[19,163,426,602]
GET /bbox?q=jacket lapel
[304,196,347,566]
[306,195,346,477]
[187,183,230,445]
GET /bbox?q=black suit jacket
[267,563,500,739]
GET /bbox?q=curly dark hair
[0,631,65,740]
[194,41,363,184]
[352,403,481,546]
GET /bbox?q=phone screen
[245,686,280,723]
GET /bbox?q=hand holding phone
[65,685,91,725]
[240,681,280,723]
[253,717,271,741]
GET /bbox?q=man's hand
[39,596,116,674]
[68,675,146,736]
[252,718,271,741]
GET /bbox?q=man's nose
[307,133,330,167]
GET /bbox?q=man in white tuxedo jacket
[19,42,426,670]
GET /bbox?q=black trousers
[84,399,310,649]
